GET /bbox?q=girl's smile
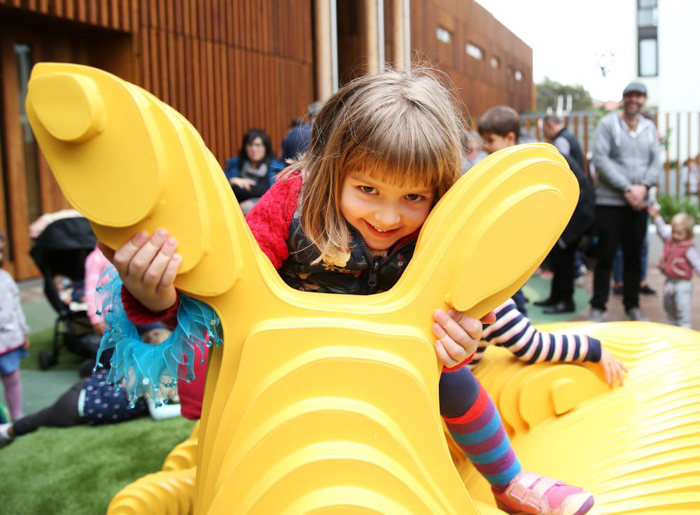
[364,221,401,238]
[340,171,434,251]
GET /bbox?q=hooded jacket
[592,112,661,206]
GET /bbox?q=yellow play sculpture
[26,63,700,514]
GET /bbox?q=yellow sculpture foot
[107,468,196,515]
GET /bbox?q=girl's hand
[599,347,628,387]
[229,177,255,190]
[647,203,659,218]
[432,309,491,368]
[23,335,31,350]
[98,230,181,313]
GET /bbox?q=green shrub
[657,194,700,224]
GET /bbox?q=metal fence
[519,111,700,201]
[520,112,596,176]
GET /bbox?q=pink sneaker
[493,471,594,515]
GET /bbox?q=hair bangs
[338,99,461,198]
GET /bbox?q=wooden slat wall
[0,0,315,163]
[410,0,534,120]
[0,0,134,31]
[161,0,315,163]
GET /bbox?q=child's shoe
[493,471,594,515]
[0,423,14,449]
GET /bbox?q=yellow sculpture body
[26,63,700,514]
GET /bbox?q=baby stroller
[29,216,99,370]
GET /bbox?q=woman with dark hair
[224,128,285,213]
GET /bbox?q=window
[490,56,500,68]
[637,0,658,76]
[639,38,658,76]
[436,27,452,43]
[638,8,657,27]
[638,0,658,27]
[514,70,523,81]
[466,43,483,60]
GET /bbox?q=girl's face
[245,137,266,164]
[672,224,690,243]
[340,171,434,251]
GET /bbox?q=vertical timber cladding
[136,0,315,162]
[410,0,533,119]
[0,0,314,279]
[0,0,315,166]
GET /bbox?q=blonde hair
[285,69,464,262]
[671,213,695,240]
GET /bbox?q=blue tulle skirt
[95,266,222,406]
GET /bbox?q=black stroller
[30,216,100,370]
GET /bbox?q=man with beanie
[589,82,661,322]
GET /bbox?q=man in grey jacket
[590,82,660,322]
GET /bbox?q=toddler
[649,204,700,328]
[0,231,30,422]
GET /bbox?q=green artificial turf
[521,274,589,324]
[1,275,584,514]
[22,327,86,371]
[0,416,196,514]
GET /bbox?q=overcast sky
[474,0,637,101]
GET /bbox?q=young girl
[0,327,180,448]
[649,204,700,328]
[102,70,594,515]
[0,232,30,422]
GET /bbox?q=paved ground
[569,267,700,327]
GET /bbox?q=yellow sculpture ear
[396,144,578,319]
[447,155,575,314]
[28,73,105,143]
[26,64,167,230]
[26,63,244,293]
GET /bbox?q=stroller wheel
[39,351,56,371]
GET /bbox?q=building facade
[0,0,531,278]
[634,0,700,183]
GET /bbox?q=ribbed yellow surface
[462,322,700,514]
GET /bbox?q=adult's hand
[624,185,647,210]
[229,177,256,191]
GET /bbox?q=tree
[536,77,594,113]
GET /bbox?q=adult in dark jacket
[539,154,596,313]
[543,115,585,172]
[225,129,285,214]
[280,101,323,161]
